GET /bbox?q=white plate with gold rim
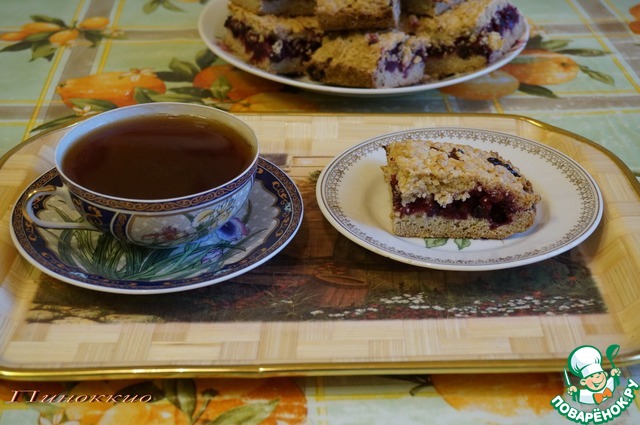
[316,128,603,271]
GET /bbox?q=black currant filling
[487,5,521,34]
[390,176,521,228]
[426,5,520,60]
[487,156,520,177]
[225,18,322,65]
[383,45,427,77]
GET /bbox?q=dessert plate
[316,128,603,271]
[10,158,303,294]
[198,0,529,97]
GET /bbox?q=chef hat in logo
[568,345,604,378]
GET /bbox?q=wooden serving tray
[1,113,638,380]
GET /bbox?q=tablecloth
[1,0,639,424]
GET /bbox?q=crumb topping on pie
[381,139,540,237]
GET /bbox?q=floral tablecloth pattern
[1,0,640,424]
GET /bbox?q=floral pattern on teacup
[129,183,251,248]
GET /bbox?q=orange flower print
[36,50,317,132]
[20,21,62,34]
[439,70,520,100]
[501,49,580,86]
[630,4,640,33]
[78,16,111,30]
[0,31,29,42]
[230,92,318,112]
[56,68,167,108]
[49,29,80,47]
[491,27,614,98]
[432,373,565,418]
[195,378,308,425]
[0,21,62,42]
[193,64,283,102]
[0,15,119,61]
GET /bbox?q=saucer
[316,128,603,271]
[10,158,303,294]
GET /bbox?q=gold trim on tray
[1,113,639,381]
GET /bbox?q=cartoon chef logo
[565,345,621,405]
[552,344,639,423]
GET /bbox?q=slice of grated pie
[305,31,428,88]
[381,139,541,239]
[316,0,402,31]
[223,3,324,75]
[401,0,526,78]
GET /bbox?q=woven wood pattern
[1,114,638,379]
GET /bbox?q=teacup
[24,102,259,249]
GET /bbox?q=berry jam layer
[390,176,523,228]
[487,4,521,34]
[427,5,521,60]
[383,45,426,77]
[225,18,322,65]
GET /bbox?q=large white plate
[316,128,603,271]
[198,0,529,97]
